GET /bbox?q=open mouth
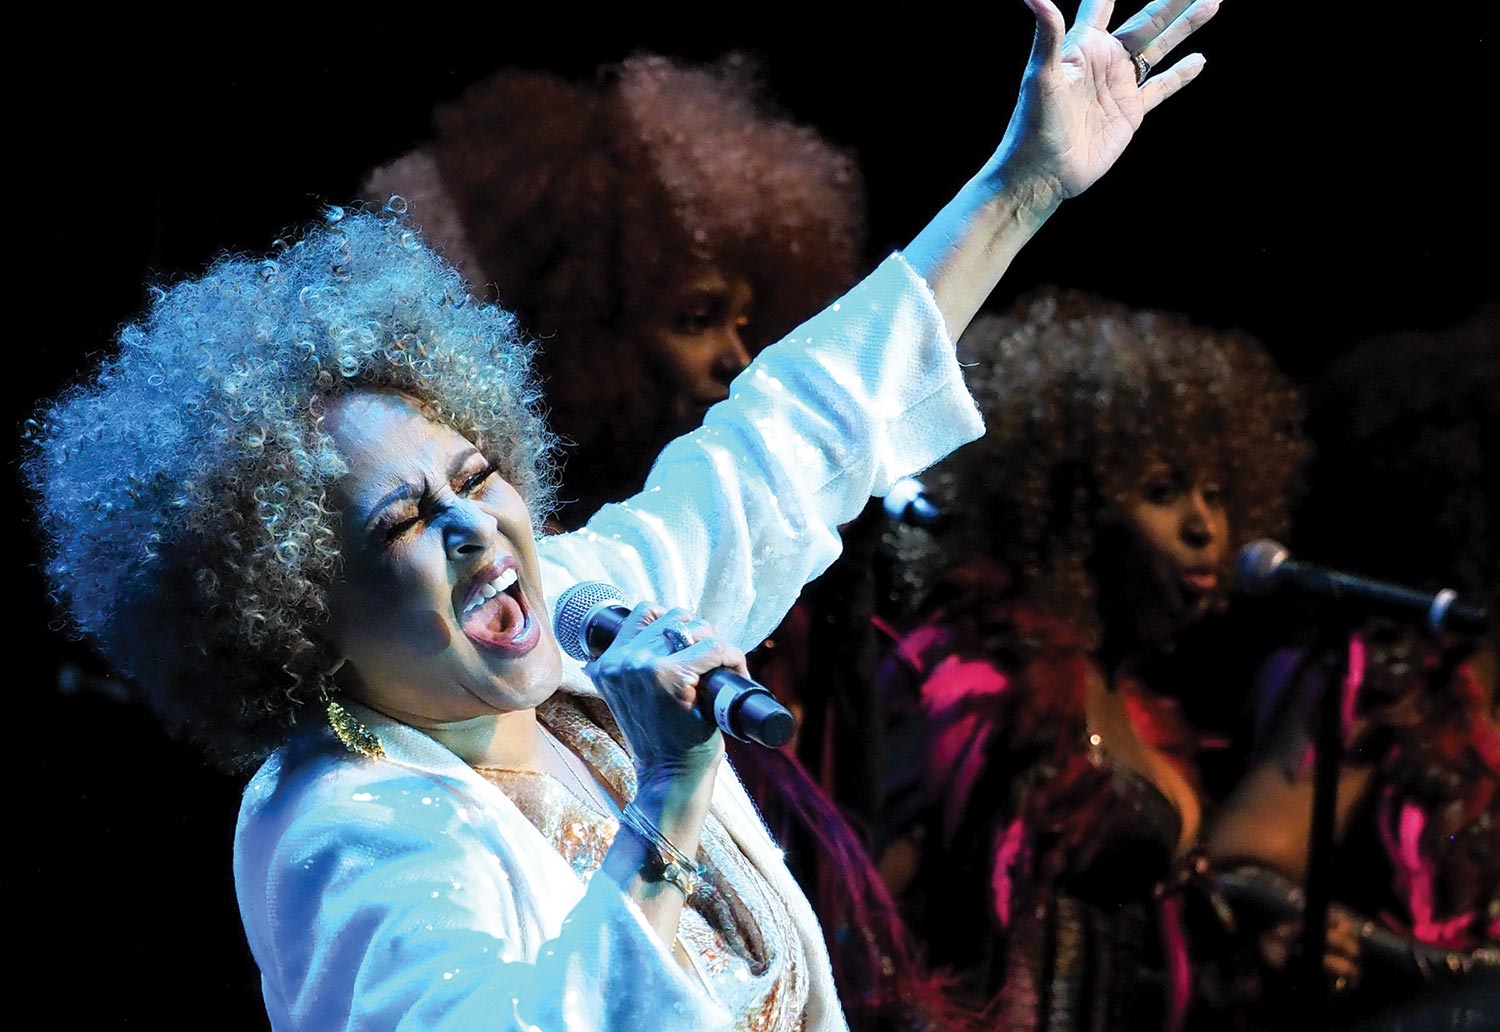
[457,557,540,657]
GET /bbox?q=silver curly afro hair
[24,206,555,770]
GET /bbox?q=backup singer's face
[322,390,562,725]
[1105,462,1232,634]
[641,266,755,430]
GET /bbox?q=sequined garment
[235,254,981,1032]
[477,695,810,1032]
[877,563,1227,1032]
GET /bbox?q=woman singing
[24,3,1219,1028]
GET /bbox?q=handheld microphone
[1236,540,1489,635]
[552,581,796,748]
[883,476,946,530]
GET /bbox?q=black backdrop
[14,8,1496,1026]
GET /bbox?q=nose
[439,500,495,561]
[712,328,751,383]
[1180,491,1215,549]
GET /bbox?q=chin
[511,674,563,712]
[480,640,565,711]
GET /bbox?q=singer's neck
[399,705,547,769]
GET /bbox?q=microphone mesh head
[552,581,624,662]
[882,476,925,522]
[1236,539,1290,595]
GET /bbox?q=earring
[321,659,384,759]
[327,697,386,759]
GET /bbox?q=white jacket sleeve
[237,253,981,1032]
[236,745,733,1032]
[538,253,984,647]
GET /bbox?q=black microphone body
[1237,540,1489,635]
[553,582,796,749]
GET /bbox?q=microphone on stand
[1236,540,1489,635]
[552,581,796,748]
[1237,540,1490,1021]
[883,476,946,530]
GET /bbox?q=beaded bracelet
[619,801,708,900]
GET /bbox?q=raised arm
[907,0,1218,336]
[541,2,1220,642]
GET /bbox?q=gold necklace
[542,726,618,820]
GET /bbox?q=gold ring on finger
[1132,52,1152,86]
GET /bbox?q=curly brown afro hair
[365,53,865,526]
[892,288,1307,652]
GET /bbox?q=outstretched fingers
[1140,52,1206,111]
[1113,0,1219,110]
[1115,0,1221,66]
[1021,0,1068,65]
[1076,0,1117,29]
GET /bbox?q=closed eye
[380,510,421,544]
[674,295,728,336]
[1143,481,1177,505]
[459,463,499,495]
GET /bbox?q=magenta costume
[1235,631,1500,1020]
[876,559,1228,1032]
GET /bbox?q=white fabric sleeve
[539,253,983,649]
[236,757,732,1032]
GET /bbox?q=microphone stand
[1291,616,1354,1028]
[1239,544,1494,1023]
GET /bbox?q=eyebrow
[363,447,484,532]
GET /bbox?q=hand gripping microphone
[552,581,796,748]
[1236,540,1489,635]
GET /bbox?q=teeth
[462,562,521,615]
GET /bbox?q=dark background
[14,8,1496,1026]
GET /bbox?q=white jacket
[234,254,985,1031]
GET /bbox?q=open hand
[999,0,1221,201]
